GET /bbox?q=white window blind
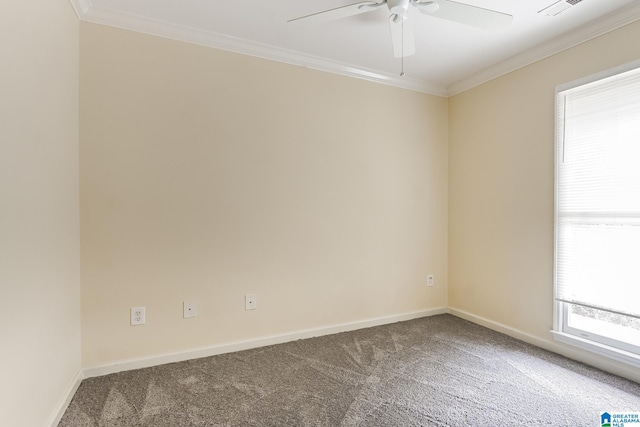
[556,65,640,319]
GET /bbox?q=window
[554,61,640,367]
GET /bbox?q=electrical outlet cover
[183,301,197,318]
[245,294,257,310]
[131,306,146,325]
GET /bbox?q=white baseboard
[448,307,558,350]
[48,368,84,427]
[448,307,640,383]
[83,307,448,378]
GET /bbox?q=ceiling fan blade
[389,14,415,58]
[288,1,386,24]
[421,0,512,29]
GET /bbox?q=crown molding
[446,2,640,96]
[79,6,448,97]
[68,0,92,19]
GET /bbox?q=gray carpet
[59,314,640,426]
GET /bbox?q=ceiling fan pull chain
[400,14,405,77]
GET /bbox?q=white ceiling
[71,0,640,96]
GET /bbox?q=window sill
[551,330,640,369]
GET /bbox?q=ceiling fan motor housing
[388,0,411,15]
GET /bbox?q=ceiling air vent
[539,0,583,17]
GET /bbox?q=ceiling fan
[289,0,513,58]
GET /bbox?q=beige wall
[3,5,635,415]
[80,23,448,367]
[449,21,640,366]
[0,1,80,426]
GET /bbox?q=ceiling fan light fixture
[388,0,411,15]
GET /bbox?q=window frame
[552,59,640,369]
